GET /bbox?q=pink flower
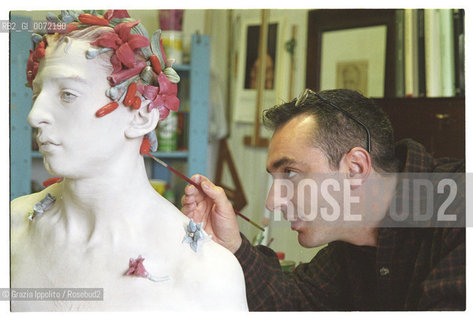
[90,20,150,73]
[107,61,147,86]
[103,10,130,21]
[137,72,180,120]
[153,72,179,111]
[125,255,149,278]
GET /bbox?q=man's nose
[265,181,291,212]
[265,182,276,212]
[266,178,298,221]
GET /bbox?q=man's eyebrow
[266,157,297,173]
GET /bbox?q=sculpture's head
[26,10,179,177]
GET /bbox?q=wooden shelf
[148,151,189,159]
[173,64,191,72]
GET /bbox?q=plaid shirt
[235,139,465,310]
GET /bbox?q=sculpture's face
[27,38,130,178]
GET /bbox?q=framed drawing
[306,9,397,98]
[336,60,369,95]
[233,14,285,123]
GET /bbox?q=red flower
[67,22,79,32]
[125,255,149,278]
[76,10,130,29]
[137,72,180,120]
[42,177,63,188]
[104,10,130,20]
[78,13,109,26]
[153,72,179,111]
[26,41,46,89]
[107,61,147,86]
[91,20,150,73]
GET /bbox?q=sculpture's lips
[39,140,60,146]
[37,135,60,146]
[38,138,61,152]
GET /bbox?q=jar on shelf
[157,110,178,151]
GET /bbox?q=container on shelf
[161,30,183,65]
[157,110,178,151]
[158,9,184,31]
[150,179,167,195]
[159,9,184,65]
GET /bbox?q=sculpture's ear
[124,103,159,139]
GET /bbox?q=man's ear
[342,147,372,187]
[124,103,159,139]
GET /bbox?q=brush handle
[167,165,199,189]
[167,166,264,230]
[153,157,265,232]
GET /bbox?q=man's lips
[290,220,303,231]
[283,213,302,231]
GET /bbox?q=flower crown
[26,10,181,153]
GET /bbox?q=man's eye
[60,90,78,103]
[285,170,298,179]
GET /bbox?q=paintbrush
[147,152,265,232]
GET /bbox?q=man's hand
[181,174,242,254]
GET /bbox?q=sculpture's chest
[10,234,198,311]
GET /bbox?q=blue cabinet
[10,15,32,201]
[150,34,210,183]
[10,24,210,200]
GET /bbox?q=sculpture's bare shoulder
[144,198,249,310]
[10,184,248,311]
[11,183,61,251]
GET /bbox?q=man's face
[28,38,131,178]
[265,114,348,248]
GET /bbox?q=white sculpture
[11,11,248,311]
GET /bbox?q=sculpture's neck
[55,154,158,245]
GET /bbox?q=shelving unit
[150,34,210,184]
[10,23,210,200]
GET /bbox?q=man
[11,11,247,311]
[181,88,465,310]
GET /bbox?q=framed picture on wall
[233,14,285,123]
[244,23,278,90]
[306,9,397,98]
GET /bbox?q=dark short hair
[262,89,399,173]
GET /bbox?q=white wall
[206,9,321,263]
